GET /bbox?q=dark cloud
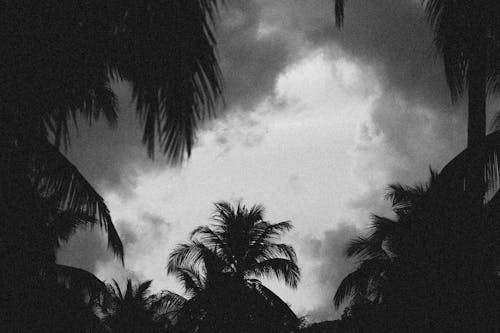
[61,0,303,196]
[57,0,489,319]
[216,0,301,111]
[298,0,450,112]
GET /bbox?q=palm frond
[134,280,153,300]
[346,215,396,259]
[250,258,300,288]
[246,279,299,326]
[148,290,187,323]
[48,81,118,150]
[253,243,297,264]
[386,183,426,215]
[111,279,124,301]
[247,221,293,257]
[48,210,98,246]
[34,139,123,260]
[190,225,225,248]
[423,0,470,100]
[333,258,388,308]
[334,0,345,27]
[346,236,385,260]
[167,241,221,275]
[113,0,223,162]
[173,266,205,295]
[52,264,109,304]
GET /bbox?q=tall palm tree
[103,279,186,333]
[167,202,300,332]
[334,0,500,207]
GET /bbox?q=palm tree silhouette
[1,182,120,331]
[103,279,186,333]
[167,202,300,332]
[335,171,500,331]
[1,2,223,328]
[334,1,500,209]
[1,0,224,269]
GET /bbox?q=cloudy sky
[56,0,483,322]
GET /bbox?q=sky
[55,0,490,322]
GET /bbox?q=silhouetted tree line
[4,0,500,331]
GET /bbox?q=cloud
[57,0,491,321]
[299,223,362,322]
[216,1,304,112]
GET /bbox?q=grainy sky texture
[56,0,496,322]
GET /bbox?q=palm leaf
[333,258,388,308]
[252,243,297,264]
[167,241,223,275]
[112,0,223,162]
[334,0,345,27]
[34,139,123,260]
[250,258,300,288]
[173,266,205,295]
[51,264,109,304]
[246,279,299,327]
[148,290,187,324]
[134,280,153,300]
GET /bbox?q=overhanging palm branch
[49,264,109,304]
[2,0,224,163]
[34,139,123,259]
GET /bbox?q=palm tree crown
[103,279,186,332]
[168,201,300,289]
[167,202,300,332]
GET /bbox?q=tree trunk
[466,54,487,210]
[464,46,497,331]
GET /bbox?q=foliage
[103,279,186,333]
[168,202,300,332]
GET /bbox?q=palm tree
[334,1,500,207]
[1,0,224,266]
[103,279,186,333]
[1,181,121,331]
[167,202,300,332]
[335,171,500,331]
[0,1,223,327]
